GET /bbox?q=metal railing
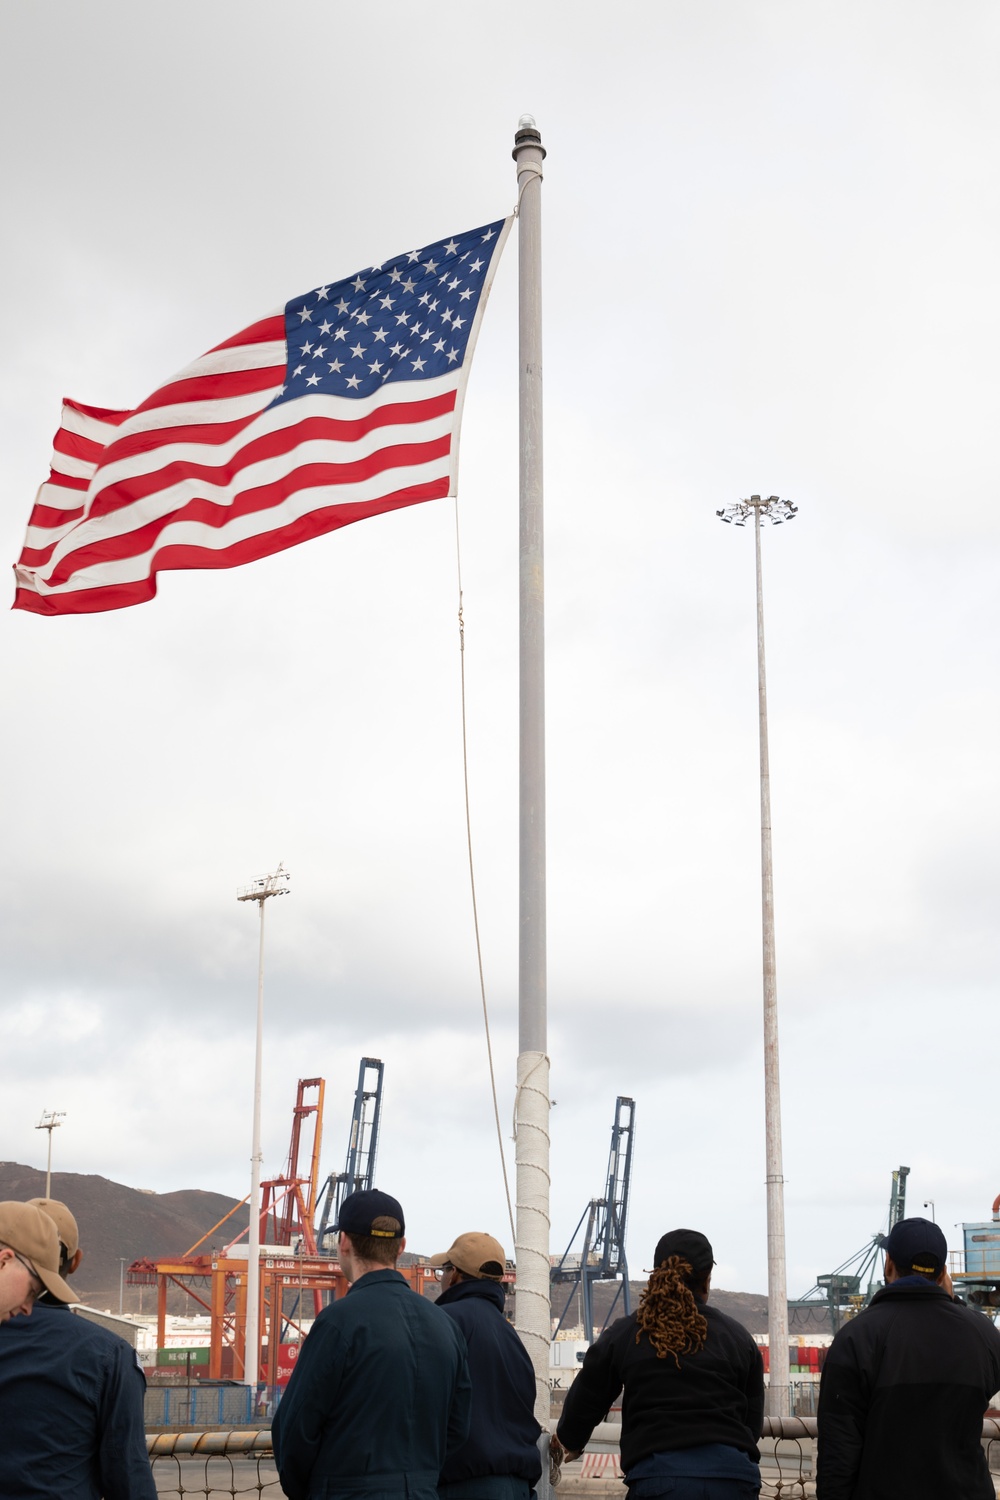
[144,1421,1000,1497]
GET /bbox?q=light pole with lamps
[717,493,797,1417]
[237,862,290,1390]
[924,1201,936,1222]
[36,1109,66,1199]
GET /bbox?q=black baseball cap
[653,1228,715,1278]
[335,1189,405,1239]
[883,1216,947,1276]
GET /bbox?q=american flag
[14,217,511,615]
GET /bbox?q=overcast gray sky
[1,0,998,1298]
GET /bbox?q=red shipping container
[276,1343,301,1387]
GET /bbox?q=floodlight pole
[236,863,290,1390]
[35,1109,66,1199]
[717,494,797,1417]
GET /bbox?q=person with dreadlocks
[553,1229,764,1500]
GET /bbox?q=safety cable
[453,497,517,1248]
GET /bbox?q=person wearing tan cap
[430,1232,541,1500]
[28,1197,84,1288]
[0,1201,75,1320]
[0,1197,157,1500]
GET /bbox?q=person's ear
[67,1249,83,1276]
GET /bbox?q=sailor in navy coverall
[0,1197,156,1500]
[430,1231,541,1500]
[272,1190,472,1500]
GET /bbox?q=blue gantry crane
[315,1057,385,1253]
[551,1095,636,1342]
[791,1165,910,1332]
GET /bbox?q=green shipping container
[156,1347,210,1367]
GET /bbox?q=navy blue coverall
[436,1276,541,1500]
[0,1300,156,1500]
[272,1268,472,1500]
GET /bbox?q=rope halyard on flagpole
[454,498,517,1249]
[513,1048,552,1397]
[515,162,544,216]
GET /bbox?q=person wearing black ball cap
[553,1228,764,1499]
[272,1189,472,1500]
[817,1215,1000,1499]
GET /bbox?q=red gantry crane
[129,1065,436,1386]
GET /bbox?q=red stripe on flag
[48,471,90,492]
[132,364,285,414]
[208,316,286,353]
[53,428,106,465]
[63,399,131,426]
[27,502,86,530]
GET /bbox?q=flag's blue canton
[271,219,504,408]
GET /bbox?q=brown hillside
[0,1163,249,1312]
[566,1279,829,1334]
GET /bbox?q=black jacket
[0,1301,156,1500]
[436,1278,541,1488]
[556,1301,764,1473]
[816,1279,1000,1500]
[272,1269,472,1500]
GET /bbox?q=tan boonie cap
[0,1202,76,1304]
[430,1232,507,1281]
[28,1199,79,1261]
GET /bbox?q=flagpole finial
[512,115,546,159]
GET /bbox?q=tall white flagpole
[512,114,550,1416]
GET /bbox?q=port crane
[315,1057,385,1251]
[791,1165,910,1332]
[128,1060,437,1387]
[551,1095,635,1342]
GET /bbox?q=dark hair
[635,1254,708,1366]
[344,1231,400,1267]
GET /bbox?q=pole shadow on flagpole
[511,115,551,1420]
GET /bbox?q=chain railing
[144,1419,1000,1498]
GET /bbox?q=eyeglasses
[11,1252,44,1300]
[434,1263,455,1281]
